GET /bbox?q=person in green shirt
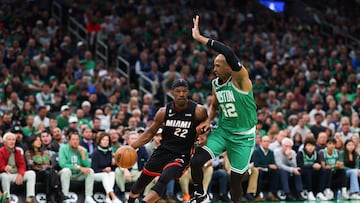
[318,137,349,200]
[56,105,70,131]
[83,51,97,71]
[22,115,36,137]
[58,132,96,203]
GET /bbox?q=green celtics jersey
[212,77,257,133]
[321,148,338,167]
[302,150,317,166]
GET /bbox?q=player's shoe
[190,192,210,203]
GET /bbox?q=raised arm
[192,15,241,70]
[192,15,252,92]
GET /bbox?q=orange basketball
[114,146,138,168]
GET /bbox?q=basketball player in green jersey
[190,15,258,203]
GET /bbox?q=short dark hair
[326,137,336,144]
[304,137,316,146]
[65,127,79,137]
[68,131,80,140]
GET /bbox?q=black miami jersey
[160,100,199,155]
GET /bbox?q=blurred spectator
[0,132,36,203]
[309,101,326,124]
[207,153,230,202]
[58,132,96,203]
[318,137,349,200]
[351,133,360,154]
[35,83,54,108]
[350,116,360,134]
[135,51,151,76]
[40,130,59,156]
[339,139,360,200]
[252,135,279,201]
[274,138,305,201]
[334,132,344,151]
[52,127,65,146]
[115,131,149,195]
[291,117,311,141]
[57,105,70,130]
[269,130,286,151]
[310,113,328,139]
[80,127,96,156]
[33,106,50,128]
[22,115,36,137]
[296,137,325,201]
[25,134,62,202]
[91,132,121,203]
[338,117,353,142]
[240,162,260,201]
[292,133,303,153]
[33,49,50,70]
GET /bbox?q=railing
[296,1,360,48]
[115,56,130,87]
[164,92,174,105]
[95,37,109,69]
[51,1,62,25]
[138,73,153,99]
[67,16,88,49]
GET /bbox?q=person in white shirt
[269,130,287,151]
[33,106,50,128]
[35,83,55,108]
[291,117,311,141]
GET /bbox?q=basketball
[114,146,138,168]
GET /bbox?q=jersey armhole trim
[231,82,249,95]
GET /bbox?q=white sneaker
[342,191,350,200]
[85,196,97,203]
[105,198,112,203]
[308,191,316,201]
[350,193,360,200]
[112,198,123,203]
[190,192,210,203]
[316,192,328,201]
[324,188,334,200]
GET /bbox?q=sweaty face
[172,86,189,107]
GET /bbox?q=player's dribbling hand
[192,15,200,40]
[196,121,209,134]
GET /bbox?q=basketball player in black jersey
[127,79,208,203]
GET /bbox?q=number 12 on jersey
[220,103,238,117]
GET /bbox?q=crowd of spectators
[1,0,360,202]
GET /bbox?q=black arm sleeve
[207,39,242,71]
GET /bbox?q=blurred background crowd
[1,0,360,202]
